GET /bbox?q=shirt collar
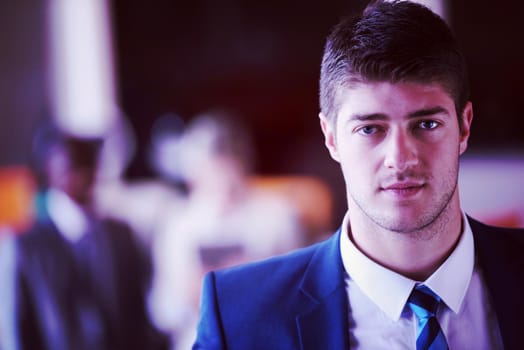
[47,189,89,243]
[340,211,474,320]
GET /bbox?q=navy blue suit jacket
[15,217,168,350]
[193,217,524,350]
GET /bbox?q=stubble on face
[347,155,461,238]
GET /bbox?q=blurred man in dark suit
[15,123,168,350]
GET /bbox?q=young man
[193,1,524,349]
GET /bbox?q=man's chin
[369,211,436,234]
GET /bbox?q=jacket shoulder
[468,217,524,350]
[195,236,337,349]
[213,238,327,292]
[469,216,524,245]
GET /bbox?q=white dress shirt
[149,188,302,350]
[47,189,89,243]
[339,211,504,349]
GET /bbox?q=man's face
[320,81,473,233]
[47,146,98,207]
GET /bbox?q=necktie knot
[408,284,441,317]
[407,285,448,350]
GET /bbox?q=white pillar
[47,0,117,137]
[410,0,449,22]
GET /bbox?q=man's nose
[383,129,419,171]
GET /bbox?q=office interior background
[1,0,523,232]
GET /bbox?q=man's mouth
[380,182,425,197]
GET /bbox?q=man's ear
[459,101,473,155]
[319,112,340,162]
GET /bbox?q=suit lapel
[470,217,524,350]
[293,218,524,350]
[296,230,350,350]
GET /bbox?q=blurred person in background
[14,122,168,350]
[94,113,189,251]
[148,110,304,349]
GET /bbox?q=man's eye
[357,125,378,135]
[418,120,439,129]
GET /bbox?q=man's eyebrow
[347,106,450,122]
[348,113,388,122]
[408,106,450,118]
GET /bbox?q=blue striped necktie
[408,285,449,350]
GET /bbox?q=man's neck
[347,201,464,281]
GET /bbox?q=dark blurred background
[112,0,524,173]
[1,0,523,229]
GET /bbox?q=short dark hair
[31,121,103,188]
[319,0,469,124]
